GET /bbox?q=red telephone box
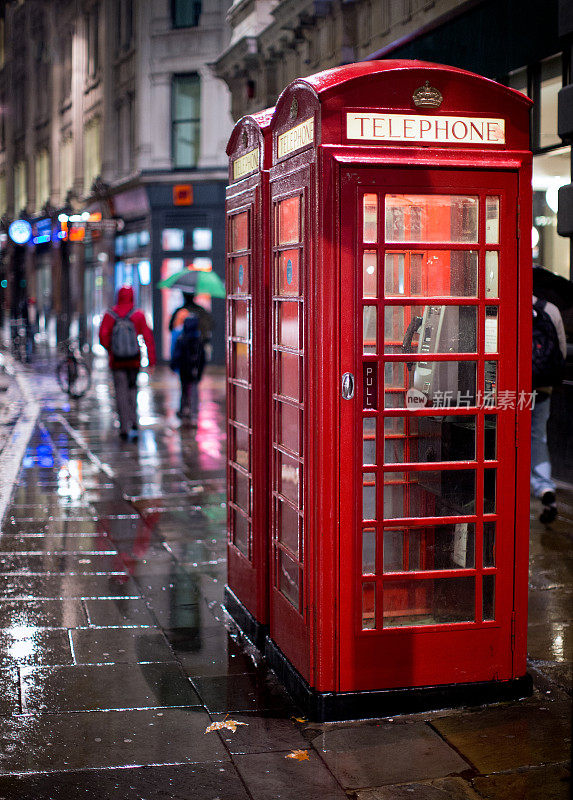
[263,61,533,720]
[225,109,274,646]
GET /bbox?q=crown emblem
[242,130,248,148]
[413,81,443,108]
[289,97,298,120]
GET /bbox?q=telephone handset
[401,305,461,402]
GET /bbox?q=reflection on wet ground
[0,359,570,799]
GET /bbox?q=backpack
[532,298,565,388]
[110,309,140,360]
[176,316,205,381]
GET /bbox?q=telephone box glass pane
[232,384,250,427]
[362,529,376,574]
[485,415,497,460]
[362,582,376,629]
[278,499,299,557]
[384,251,478,297]
[363,194,378,243]
[363,473,376,520]
[231,424,250,469]
[363,251,377,297]
[383,576,475,627]
[485,197,500,244]
[483,522,496,566]
[385,416,476,463]
[385,306,477,353]
[277,351,300,400]
[383,523,475,573]
[230,256,249,294]
[385,361,408,389]
[485,307,498,353]
[277,301,299,349]
[385,416,405,434]
[232,212,249,252]
[277,401,299,454]
[484,468,496,513]
[363,418,376,464]
[278,550,299,609]
[278,196,300,244]
[233,342,250,382]
[363,307,377,354]
[483,575,495,620]
[385,195,479,243]
[385,362,477,409]
[278,250,300,296]
[233,509,249,558]
[279,452,300,505]
[485,361,497,402]
[232,300,249,339]
[384,470,476,518]
[485,252,499,297]
[233,468,250,514]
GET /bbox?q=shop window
[172,74,201,168]
[172,0,202,28]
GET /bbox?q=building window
[117,94,134,175]
[35,150,50,211]
[117,0,134,51]
[0,173,6,217]
[86,4,100,77]
[172,74,200,169]
[14,160,27,215]
[508,55,570,280]
[172,0,202,28]
[83,117,101,194]
[60,136,74,201]
[61,30,73,101]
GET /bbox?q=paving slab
[20,662,202,712]
[0,708,229,773]
[0,627,73,667]
[355,777,480,799]
[210,710,311,754]
[471,763,571,800]
[192,671,298,714]
[431,695,572,773]
[0,762,251,800]
[0,573,140,599]
[83,597,156,627]
[233,749,347,800]
[70,627,174,664]
[313,719,469,789]
[0,598,87,627]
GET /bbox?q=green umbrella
[157,268,226,297]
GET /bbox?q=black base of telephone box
[264,637,533,723]
[223,586,268,651]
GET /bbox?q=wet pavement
[0,356,570,799]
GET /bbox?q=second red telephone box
[225,109,273,647]
[261,61,533,720]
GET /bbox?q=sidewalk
[0,358,570,799]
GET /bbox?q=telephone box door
[339,167,520,691]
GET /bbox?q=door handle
[341,372,355,399]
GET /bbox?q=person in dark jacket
[170,314,205,424]
[99,286,156,440]
[168,293,214,361]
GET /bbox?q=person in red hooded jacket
[99,286,156,440]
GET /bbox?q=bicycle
[56,339,91,398]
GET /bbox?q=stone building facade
[0,0,233,362]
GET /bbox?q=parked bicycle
[56,339,91,398]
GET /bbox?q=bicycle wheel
[56,357,91,398]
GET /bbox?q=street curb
[0,354,40,526]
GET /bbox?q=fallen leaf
[291,716,308,724]
[205,719,248,734]
[285,749,310,761]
